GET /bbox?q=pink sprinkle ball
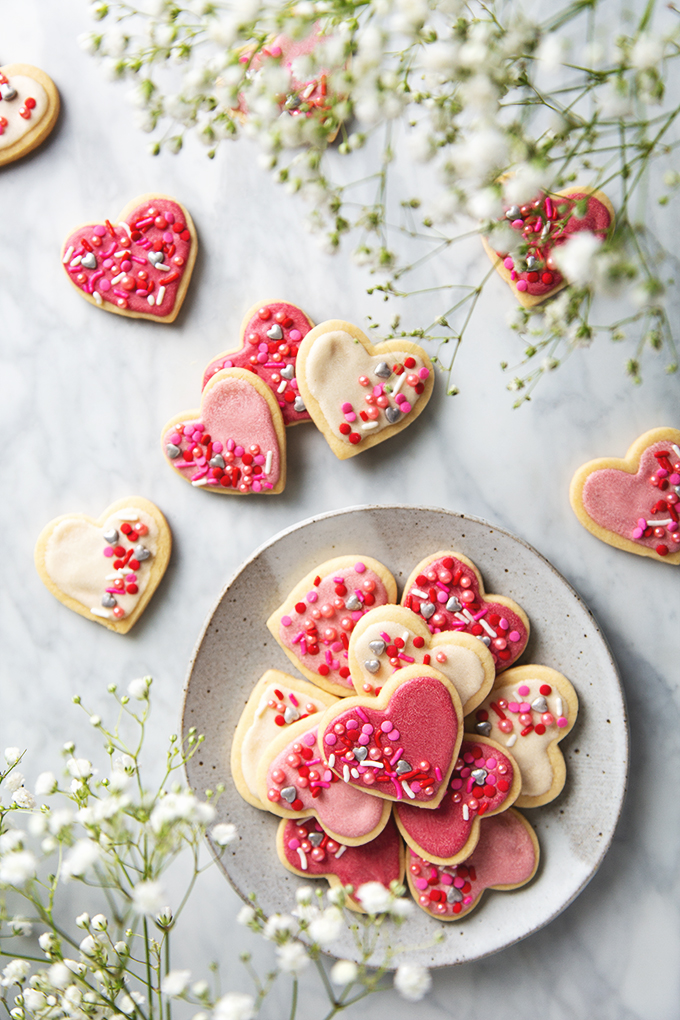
[170,432,181,444]
[503,257,514,269]
[303,732,315,746]
[341,402,353,413]
[288,838,300,850]
[289,329,302,341]
[163,231,174,243]
[94,225,106,236]
[517,685,530,696]
[401,402,412,413]
[557,716,568,728]
[325,733,337,745]
[381,720,392,732]
[508,702,519,713]
[511,218,524,229]
[516,280,528,292]
[395,393,407,405]
[632,527,644,538]
[355,562,366,573]
[358,734,370,745]
[234,445,244,457]
[306,591,318,603]
[99,278,111,292]
[103,547,114,558]
[281,615,292,627]
[419,367,429,379]
[499,618,509,630]
[670,473,680,485]
[212,442,223,453]
[508,630,521,642]
[165,212,175,224]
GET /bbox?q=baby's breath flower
[211,822,237,846]
[330,959,358,985]
[127,676,151,700]
[213,992,256,1020]
[0,850,37,885]
[276,941,309,974]
[4,748,21,765]
[61,839,100,880]
[35,772,58,796]
[236,905,256,926]
[132,879,167,916]
[394,961,432,1002]
[1,960,30,987]
[161,970,191,996]
[355,881,392,914]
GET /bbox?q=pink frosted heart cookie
[482,187,614,308]
[202,300,314,426]
[267,556,397,696]
[296,321,434,459]
[348,604,495,712]
[256,717,391,845]
[0,64,60,167]
[394,736,520,865]
[161,368,286,494]
[277,814,404,912]
[62,194,197,322]
[231,670,338,810]
[570,427,680,564]
[407,808,539,920]
[469,664,578,808]
[402,551,530,673]
[318,665,463,809]
[34,497,171,635]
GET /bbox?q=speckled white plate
[183,506,628,967]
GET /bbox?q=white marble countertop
[2,4,679,1019]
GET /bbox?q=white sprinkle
[351,768,359,779]
[462,804,469,820]
[301,82,315,99]
[156,262,170,272]
[118,221,132,237]
[462,609,476,623]
[116,510,140,521]
[147,294,155,306]
[411,587,429,600]
[104,572,126,581]
[62,246,74,264]
[111,272,125,285]
[93,291,103,306]
[672,444,680,460]
[90,608,112,619]
[647,518,673,527]
[114,250,127,258]
[506,734,517,747]
[402,780,415,799]
[328,753,336,768]
[157,286,166,305]
[343,765,350,783]
[556,697,564,717]
[277,380,287,394]
[361,421,379,430]
[265,450,273,475]
[454,612,469,623]
[296,848,308,871]
[363,761,384,768]
[70,255,83,268]
[392,372,407,397]
[334,844,347,859]
[192,478,210,487]
[479,617,496,638]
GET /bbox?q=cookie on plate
[0,64,60,167]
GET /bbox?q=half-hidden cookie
[0,64,60,167]
[394,736,521,865]
[348,604,495,713]
[62,194,197,322]
[468,664,578,808]
[256,717,392,846]
[277,814,404,912]
[318,665,463,809]
[34,496,171,635]
[407,808,539,920]
[569,426,680,564]
[482,187,615,308]
[401,551,530,672]
[295,320,434,459]
[161,367,286,494]
[267,556,397,696]
[231,670,338,810]
[202,300,314,426]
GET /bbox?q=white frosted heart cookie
[0,64,60,167]
[35,497,171,635]
[348,604,495,714]
[231,670,338,810]
[296,320,434,459]
[467,664,578,807]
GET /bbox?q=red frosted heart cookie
[202,300,314,426]
[277,814,404,912]
[407,808,539,919]
[62,194,197,323]
[256,718,392,845]
[570,427,680,564]
[401,551,529,672]
[161,368,286,494]
[318,666,463,808]
[394,737,520,865]
[482,187,614,308]
[267,556,397,696]
[0,64,60,167]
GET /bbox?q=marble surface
[1,4,679,1019]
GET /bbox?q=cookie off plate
[182,506,628,967]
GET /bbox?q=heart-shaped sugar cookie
[62,194,197,322]
[402,551,530,672]
[267,556,397,696]
[0,64,60,167]
[296,320,434,459]
[482,187,614,308]
[161,368,286,494]
[348,604,495,713]
[570,427,680,564]
[34,497,171,635]
[394,736,521,865]
[256,718,392,845]
[277,814,404,912]
[202,300,314,426]
[407,808,539,920]
[468,664,578,808]
[318,665,463,809]
[231,670,338,810]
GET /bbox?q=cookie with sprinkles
[161,367,286,494]
[231,670,338,810]
[202,300,314,426]
[0,64,60,167]
[318,665,464,809]
[401,551,530,673]
[277,814,405,912]
[295,320,435,459]
[570,426,680,564]
[256,716,392,846]
[267,556,397,696]
[394,736,521,865]
[468,664,578,808]
[482,187,614,309]
[34,496,171,635]
[61,194,197,323]
[407,808,539,920]
[348,604,495,713]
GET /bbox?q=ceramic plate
[183,506,628,967]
